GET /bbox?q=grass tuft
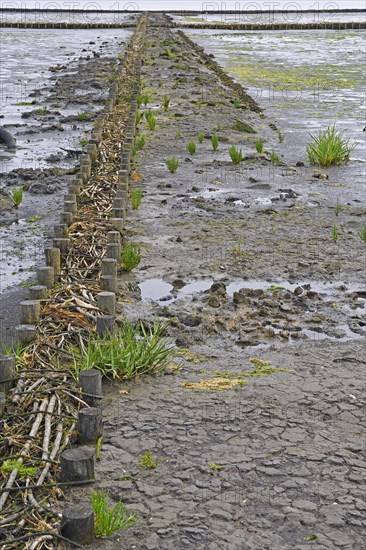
[145,110,156,130]
[211,134,219,151]
[166,156,179,173]
[121,243,141,271]
[11,186,23,207]
[187,140,196,154]
[306,125,355,167]
[131,188,143,209]
[91,489,135,537]
[162,95,170,110]
[229,145,243,164]
[332,224,339,243]
[198,131,205,144]
[270,150,282,165]
[255,139,264,154]
[73,322,174,380]
[138,450,166,469]
[359,225,366,243]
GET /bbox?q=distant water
[2,0,365,11]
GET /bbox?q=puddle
[139,277,365,305]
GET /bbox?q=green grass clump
[255,139,264,154]
[187,140,196,154]
[166,156,179,173]
[137,94,143,107]
[162,95,170,110]
[77,111,91,121]
[0,460,36,478]
[131,188,143,209]
[306,125,355,167]
[121,243,141,271]
[74,322,174,379]
[136,111,143,125]
[233,98,241,109]
[270,150,282,165]
[335,200,342,216]
[91,490,135,537]
[198,131,205,144]
[360,225,366,243]
[11,186,23,207]
[165,47,176,59]
[145,110,156,130]
[138,450,166,469]
[211,134,219,151]
[36,106,47,115]
[229,145,243,164]
[332,224,339,243]
[142,93,150,106]
[208,463,225,471]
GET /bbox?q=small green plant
[270,150,282,165]
[166,156,179,173]
[306,125,355,167]
[121,243,141,271]
[165,47,176,59]
[134,135,145,151]
[255,139,264,154]
[229,145,243,164]
[332,224,339,243]
[208,463,225,471]
[198,131,205,144]
[77,111,91,121]
[335,200,342,216]
[36,106,47,115]
[136,111,143,125]
[359,224,366,243]
[195,100,202,109]
[11,186,23,207]
[91,490,135,537]
[79,138,89,146]
[214,122,222,132]
[187,140,196,154]
[131,188,143,209]
[211,134,219,151]
[138,450,166,469]
[72,322,174,380]
[278,130,285,143]
[175,131,182,139]
[231,236,246,256]
[0,460,36,478]
[137,94,143,107]
[145,110,156,130]
[162,95,170,110]
[233,98,241,108]
[141,93,150,106]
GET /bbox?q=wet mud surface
[67,16,365,550]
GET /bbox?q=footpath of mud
[66,16,365,550]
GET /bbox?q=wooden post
[79,369,103,406]
[105,243,121,262]
[60,446,95,482]
[29,285,47,300]
[100,275,117,293]
[37,266,54,288]
[107,231,121,245]
[45,247,61,281]
[54,224,69,238]
[110,217,124,233]
[64,199,77,215]
[77,407,103,444]
[53,238,70,255]
[0,392,5,417]
[20,301,41,325]
[96,315,114,337]
[60,211,74,225]
[0,355,15,395]
[101,258,117,278]
[15,325,36,345]
[61,504,94,544]
[97,292,116,315]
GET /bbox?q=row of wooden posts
[0,18,145,543]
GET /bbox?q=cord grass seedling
[162,95,170,110]
[306,125,355,167]
[335,200,342,216]
[121,243,141,271]
[187,140,196,154]
[135,111,143,125]
[138,450,166,469]
[35,105,47,115]
[11,186,23,207]
[137,94,143,107]
[77,111,91,121]
[208,463,225,471]
[332,224,339,243]
[233,98,241,108]
[131,188,143,209]
[142,93,150,106]
[198,131,205,144]
[165,47,176,59]
[229,145,244,164]
[211,134,219,151]
[270,150,282,165]
[359,224,366,243]
[166,156,179,173]
[255,139,264,154]
[91,489,135,537]
[278,130,285,143]
[145,110,156,130]
[72,321,174,380]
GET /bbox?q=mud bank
[65,14,365,550]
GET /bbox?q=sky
[1,1,365,10]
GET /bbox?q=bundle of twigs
[0,14,148,549]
